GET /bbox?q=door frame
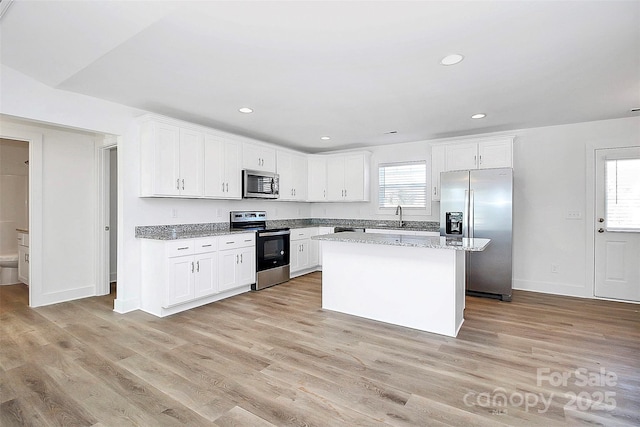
[586,143,640,301]
[96,137,119,296]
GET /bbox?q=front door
[594,146,640,301]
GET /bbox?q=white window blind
[378,161,427,208]
[605,158,640,231]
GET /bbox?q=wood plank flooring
[1,272,639,426]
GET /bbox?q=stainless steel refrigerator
[440,168,513,301]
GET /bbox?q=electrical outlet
[566,210,582,220]
[551,263,559,273]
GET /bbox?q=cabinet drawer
[166,240,195,257]
[291,228,316,241]
[194,237,217,254]
[219,233,255,250]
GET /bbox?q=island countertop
[312,231,490,252]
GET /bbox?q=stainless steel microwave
[243,170,279,199]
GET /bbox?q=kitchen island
[312,232,490,337]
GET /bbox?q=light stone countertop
[312,231,490,252]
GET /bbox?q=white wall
[310,141,438,222]
[312,117,640,299]
[3,64,639,309]
[511,117,640,297]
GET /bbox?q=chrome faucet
[395,205,404,228]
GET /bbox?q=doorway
[593,146,640,302]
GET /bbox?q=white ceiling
[2,1,639,153]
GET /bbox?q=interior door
[594,147,640,301]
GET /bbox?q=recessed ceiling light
[320,136,331,140]
[238,107,253,113]
[471,113,486,119]
[440,54,464,66]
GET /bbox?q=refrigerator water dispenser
[446,212,463,235]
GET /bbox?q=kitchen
[1,1,639,425]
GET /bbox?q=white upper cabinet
[203,135,241,199]
[444,137,513,172]
[477,139,513,169]
[431,145,446,201]
[243,142,276,173]
[327,152,370,202]
[277,150,308,201]
[140,120,204,197]
[307,156,328,202]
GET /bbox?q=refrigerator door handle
[464,189,470,238]
[469,190,475,238]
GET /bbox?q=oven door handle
[259,230,290,237]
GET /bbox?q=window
[605,158,640,231]
[378,161,427,209]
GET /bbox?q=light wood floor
[1,272,639,426]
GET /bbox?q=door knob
[598,228,605,233]
[598,218,605,223]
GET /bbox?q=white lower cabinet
[290,228,320,275]
[218,234,256,292]
[141,233,255,317]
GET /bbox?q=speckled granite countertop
[313,232,490,252]
[136,218,440,240]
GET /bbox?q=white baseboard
[512,278,591,299]
[113,297,140,314]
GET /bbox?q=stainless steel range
[230,211,290,290]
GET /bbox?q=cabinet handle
[226,183,229,192]
[201,244,212,248]
[240,254,243,263]
[25,254,29,262]
[433,186,437,195]
[236,254,239,263]
[191,262,194,273]
[176,179,180,190]
[222,182,225,192]
[196,261,200,272]
[479,155,482,165]
[226,241,234,244]
[177,247,189,250]
[182,179,185,190]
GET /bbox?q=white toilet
[0,253,19,285]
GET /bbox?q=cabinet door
[344,154,366,201]
[203,135,225,198]
[194,252,218,298]
[307,156,327,201]
[224,141,242,198]
[179,129,204,197]
[308,238,319,268]
[237,247,256,286]
[292,153,308,200]
[243,143,276,173]
[445,143,478,171]
[276,151,295,201]
[478,140,512,169]
[167,256,195,307]
[153,123,181,196]
[431,145,446,201]
[326,156,345,200]
[218,250,239,292]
